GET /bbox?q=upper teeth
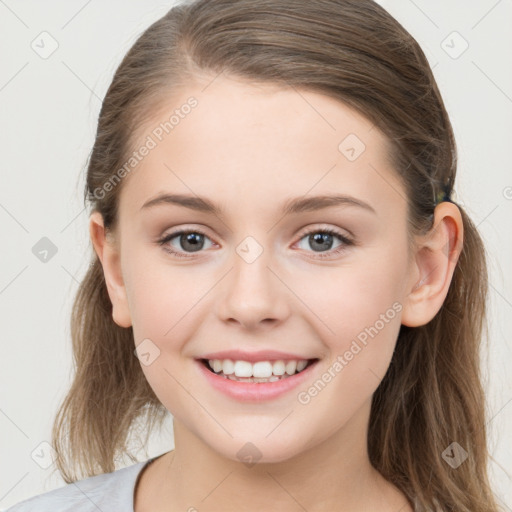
[207,359,309,378]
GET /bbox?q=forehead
[119,76,405,220]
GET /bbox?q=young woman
[7,0,502,510]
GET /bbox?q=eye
[156,226,354,259]
[157,228,214,258]
[295,227,354,259]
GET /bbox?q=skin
[90,74,463,511]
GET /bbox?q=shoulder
[5,458,153,512]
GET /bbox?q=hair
[50,0,503,510]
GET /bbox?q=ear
[401,202,464,327]
[89,211,132,328]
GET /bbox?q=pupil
[310,232,333,251]
[182,233,203,252]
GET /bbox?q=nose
[215,245,291,331]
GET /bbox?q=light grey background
[0,0,511,509]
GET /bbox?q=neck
[147,399,411,512]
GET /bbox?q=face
[101,75,417,463]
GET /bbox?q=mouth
[198,358,320,383]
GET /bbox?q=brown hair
[51,1,502,510]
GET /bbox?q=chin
[211,434,309,466]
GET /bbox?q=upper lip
[197,350,317,363]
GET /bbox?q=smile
[203,358,315,381]
[195,358,320,401]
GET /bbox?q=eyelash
[156,227,354,260]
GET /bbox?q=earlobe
[401,202,464,327]
[89,211,132,328]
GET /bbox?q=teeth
[222,359,235,375]
[272,360,285,376]
[296,360,308,372]
[225,374,283,383]
[234,360,253,377]
[207,358,310,378]
[285,361,297,375]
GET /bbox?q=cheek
[297,248,407,377]
[124,255,201,411]
[304,261,404,341]
[294,267,403,420]
[123,246,208,341]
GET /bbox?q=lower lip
[195,359,319,402]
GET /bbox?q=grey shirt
[5,456,159,512]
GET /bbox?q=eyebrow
[140,193,376,216]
